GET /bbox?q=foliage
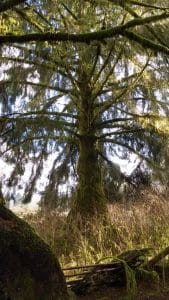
[0,0,169,216]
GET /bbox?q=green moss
[136,268,159,288]
[71,134,108,222]
[0,204,69,300]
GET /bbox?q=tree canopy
[0,0,169,219]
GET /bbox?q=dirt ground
[70,283,169,299]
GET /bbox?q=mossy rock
[0,205,68,300]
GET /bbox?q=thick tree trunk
[74,134,107,219]
[0,205,68,300]
[70,68,108,223]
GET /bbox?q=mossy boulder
[0,205,68,300]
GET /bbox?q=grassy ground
[23,189,169,266]
[23,188,169,299]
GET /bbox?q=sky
[0,43,143,213]
[0,150,140,214]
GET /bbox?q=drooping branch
[23,150,46,203]
[0,80,73,94]
[93,47,124,99]
[92,44,115,87]
[96,118,134,129]
[123,30,169,54]
[101,138,164,171]
[14,8,45,32]
[94,59,149,118]
[61,2,78,21]
[130,1,169,10]
[0,116,77,134]
[98,128,145,139]
[0,110,78,119]
[25,2,52,27]
[1,55,57,71]
[1,48,76,73]
[95,72,141,96]
[113,108,169,124]
[88,49,100,82]
[111,0,169,11]
[0,133,75,155]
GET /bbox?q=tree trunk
[74,134,107,219]
[0,204,68,300]
[70,68,108,223]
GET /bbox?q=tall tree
[0,0,169,223]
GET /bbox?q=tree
[0,0,169,223]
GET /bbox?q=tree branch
[0,0,25,13]
[100,138,152,163]
[1,135,67,155]
[130,1,169,10]
[96,118,134,129]
[14,8,44,32]
[0,115,77,131]
[1,110,78,119]
[0,80,72,94]
[94,58,150,118]
[92,44,115,87]
[93,47,124,100]
[0,12,169,51]
[98,128,144,139]
[123,30,169,55]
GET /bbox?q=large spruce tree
[0,0,169,222]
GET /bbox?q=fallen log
[144,246,169,269]
[66,246,169,296]
[67,248,151,295]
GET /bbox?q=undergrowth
[23,189,169,268]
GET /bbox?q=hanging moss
[0,204,68,300]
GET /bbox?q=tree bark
[70,68,108,224]
[1,12,169,56]
[74,134,107,219]
[0,204,68,300]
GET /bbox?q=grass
[23,188,169,268]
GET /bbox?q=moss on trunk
[0,204,68,300]
[69,68,108,225]
[74,134,108,220]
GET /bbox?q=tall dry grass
[24,189,169,267]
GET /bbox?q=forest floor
[23,188,169,299]
[73,285,169,300]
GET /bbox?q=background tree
[0,0,169,223]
